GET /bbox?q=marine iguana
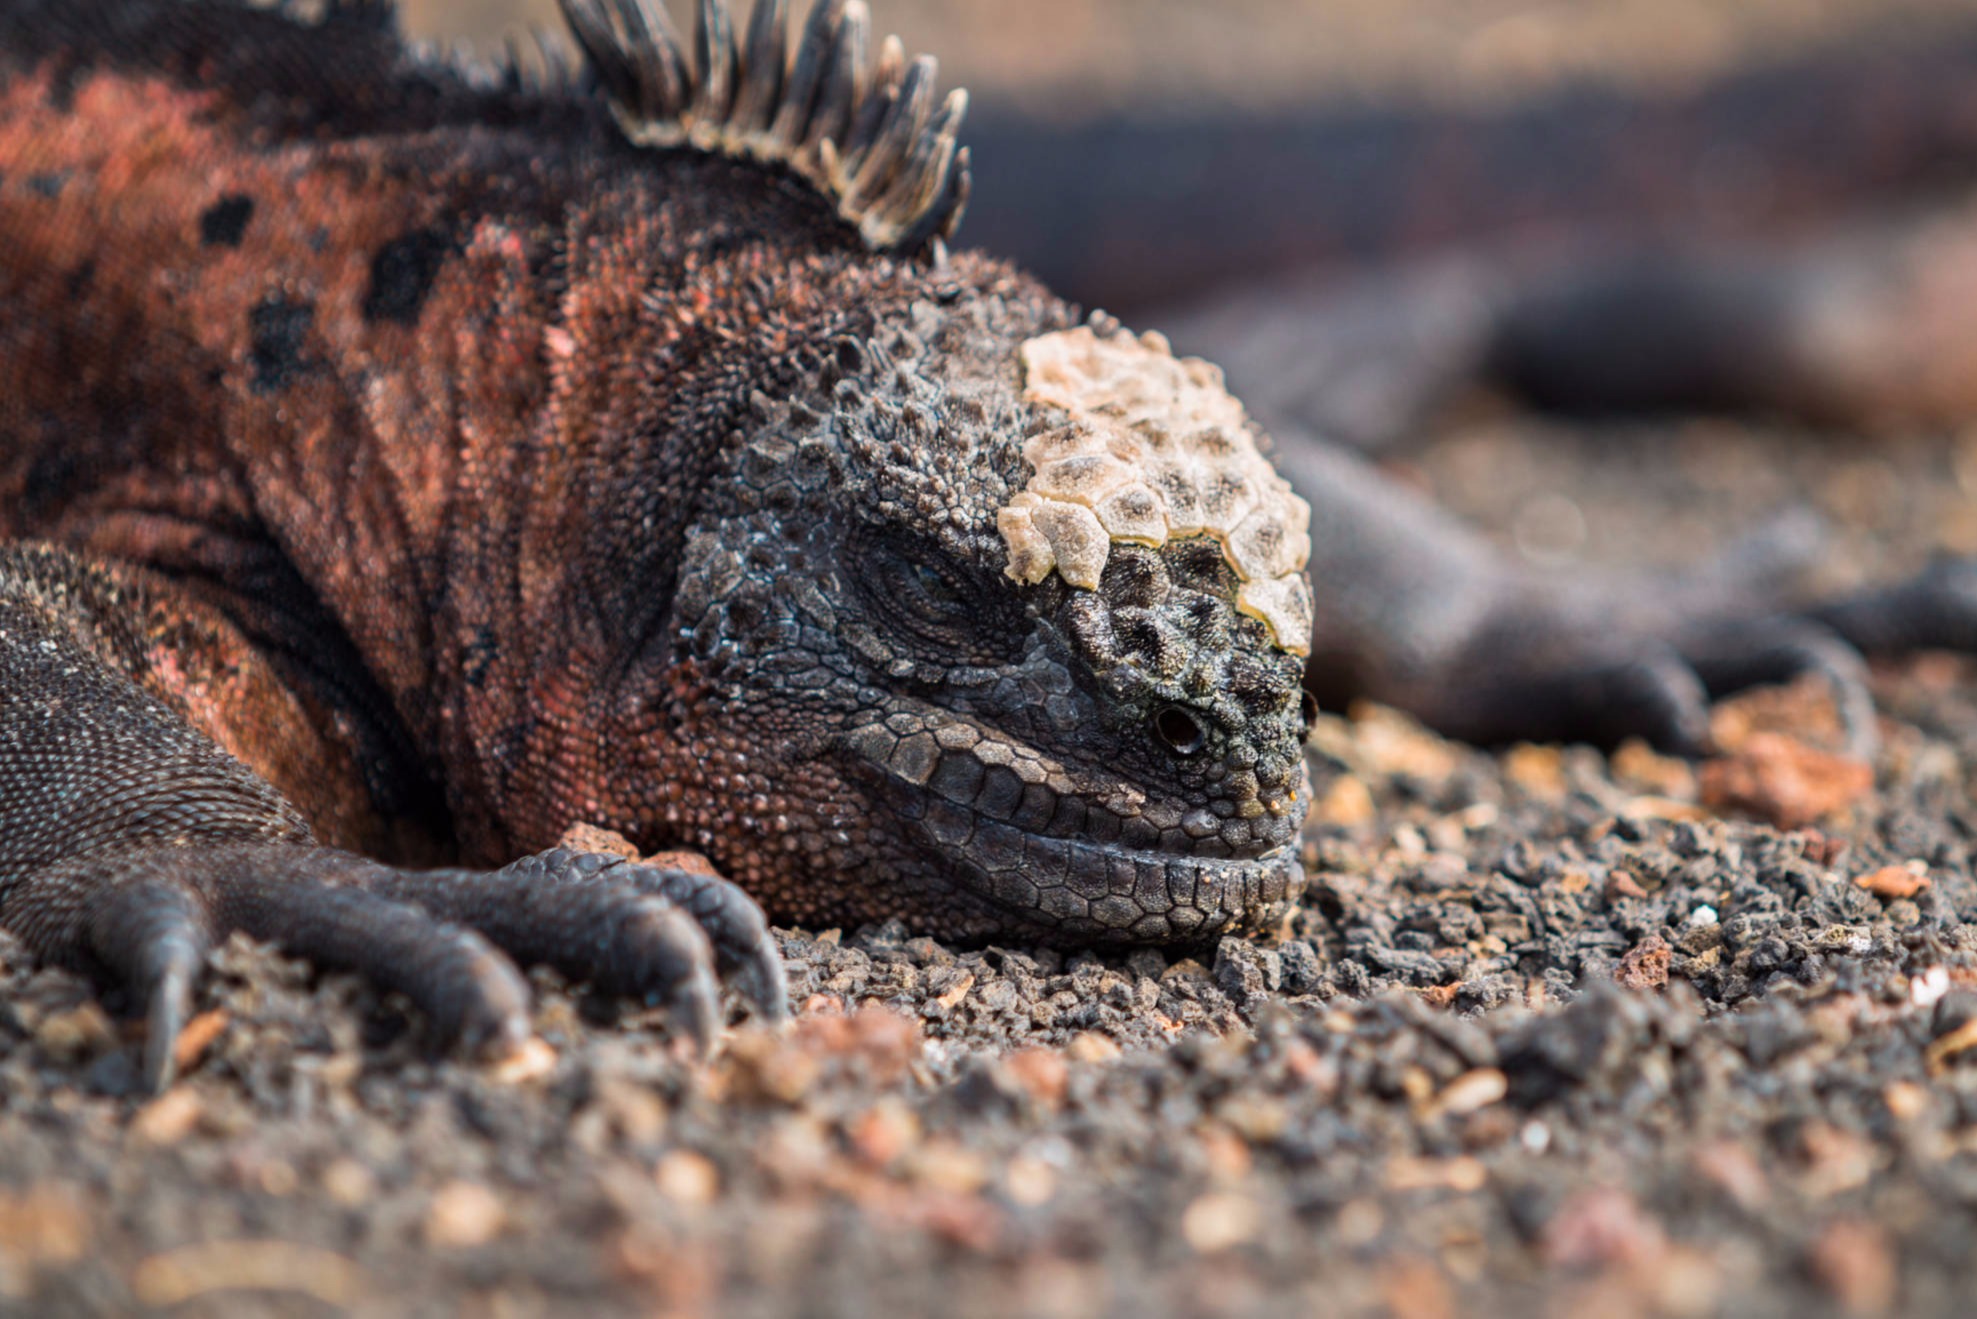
[0,0,1971,1085]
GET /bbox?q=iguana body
[0,0,1971,1077]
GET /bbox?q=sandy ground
[8,2,1977,1316]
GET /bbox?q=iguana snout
[834,531,1311,945]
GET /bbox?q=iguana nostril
[1154,706,1208,756]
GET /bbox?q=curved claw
[1682,617,1878,760]
[427,928,534,1060]
[663,934,725,1060]
[252,883,536,1060]
[81,880,214,1093]
[373,848,781,1049]
[13,840,783,1075]
[621,864,791,1026]
[1590,651,1717,758]
[199,854,537,1059]
[59,878,214,1091]
[588,895,724,1046]
[139,935,204,1093]
[744,940,792,1029]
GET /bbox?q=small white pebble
[1521,1121,1551,1155]
[1688,905,1719,927]
[1911,966,1951,1009]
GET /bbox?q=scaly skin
[0,0,1310,1074]
[1,0,1974,1081]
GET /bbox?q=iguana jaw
[838,704,1309,945]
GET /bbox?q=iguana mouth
[840,712,1309,944]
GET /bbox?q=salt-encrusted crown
[558,0,970,253]
[998,323,1316,657]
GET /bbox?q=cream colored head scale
[998,324,1315,656]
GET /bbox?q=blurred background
[404,0,1977,114]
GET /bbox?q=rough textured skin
[0,0,1316,1068]
[1,0,1974,1071]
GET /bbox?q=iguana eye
[1154,706,1208,756]
[910,562,962,608]
[852,532,1027,666]
[891,557,975,631]
[862,541,978,639]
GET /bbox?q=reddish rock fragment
[654,1151,721,1206]
[1002,1048,1070,1110]
[1540,1187,1666,1271]
[131,1089,205,1146]
[1610,738,1697,799]
[724,1003,924,1103]
[816,1005,925,1086]
[912,1193,1002,1252]
[1698,733,1872,830]
[1710,675,1850,752]
[557,822,726,877]
[171,1009,230,1076]
[425,1181,506,1248]
[1797,1121,1873,1198]
[1614,934,1672,991]
[1313,772,1376,827]
[1800,831,1849,867]
[1691,1141,1770,1212]
[556,823,642,859]
[1417,983,1460,1009]
[721,1031,825,1104]
[1379,1257,1456,1319]
[1809,1221,1896,1315]
[1854,864,1930,900]
[847,1100,921,1169]
[0,1184,89,1267]
[1605,872,1650,901]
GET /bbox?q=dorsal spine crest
[558,0,971,253]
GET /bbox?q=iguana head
[556,0,1313,943]
[656,273,1313,945]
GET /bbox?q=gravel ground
[9,3,1977,1316]
[1,419,1973,1317]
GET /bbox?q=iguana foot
[1354,556,1977,760]
[1807,556,1977,657]
[1283,437,1974,758]
[6,842,787,1091]
[1410,614,1876,758]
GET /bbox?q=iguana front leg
[0,545,784,1090]
[1281,440,1972,756]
